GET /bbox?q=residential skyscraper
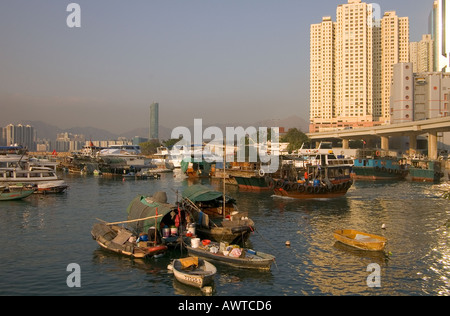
[149,102,159,141]
[430,0,450,72]
[4,124,36,150]
[310,16,335,125]
[380,12,409,119]
[309,0,409,133]
[410,34,435,73]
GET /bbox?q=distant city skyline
[0,1,434,134]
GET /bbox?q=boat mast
[223,142,226,219]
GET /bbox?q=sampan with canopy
[126,192,185,243]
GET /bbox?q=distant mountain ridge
[12,115,308,142]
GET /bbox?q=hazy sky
[0,0,433,134]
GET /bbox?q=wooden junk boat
[186,240,275,270]
[91,223,167,259]
[181,184,255,244]
[333,229,387,251]
[169,257,216,289]
[270,149,354,199]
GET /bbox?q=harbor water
[0,170,448,296]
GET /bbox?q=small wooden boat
[181,184,255,244]
[35,180,69,194]
[0,186,35,201]
[333,229,387,251]
[91,223,167,259]
[186,241,275,270]
[169,257,216,289]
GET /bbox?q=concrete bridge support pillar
[409,134,417,156]
[428,131,438,160]
[380,136,389,151]
[342,138,349,150]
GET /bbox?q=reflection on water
[0,172,449,296]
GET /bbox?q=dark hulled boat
[181,184,254,244]
[270,149,354,199]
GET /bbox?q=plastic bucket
[191,238,200,248]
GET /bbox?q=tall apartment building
[430,0,450,72]
[149,102,159,141]
[309,0,409,133]
[0,127,6,146]
[310,16,335,125]
[410,35,434,73]
[4,124,36,150]
[381,12,409,119]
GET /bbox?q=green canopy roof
[182,184,233,203]
[126,194,177,233]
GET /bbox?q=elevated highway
[307,116,450,159]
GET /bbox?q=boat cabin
[0,167,59,182]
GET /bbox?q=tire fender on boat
[275,180,284,189]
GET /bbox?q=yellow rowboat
[333,229,387,251]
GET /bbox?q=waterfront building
[410,34,434,73]
[149,102,159,141]
[309,0,409,133]
[391,63,450,123]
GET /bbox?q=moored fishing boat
[270,149,354,199]
[186,240,275,270]
[180,156,213,178]
[181,184,255,244]
[0,185,35,201]
[333,229,387,251]
[168,257,216,289]
[352,149,408,181]
[407,159,444,183]
[126,192,185,236]
[35,180,69,194]
[91,222,168,259]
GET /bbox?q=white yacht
[0,153,68,194]
[98,145,150,167]
[167,145,190,168]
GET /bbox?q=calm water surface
[0,170,449,296]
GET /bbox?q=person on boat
[313,176,320,187]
